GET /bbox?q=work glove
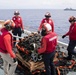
[62,35,66,39]
[22,30,24,33]
[13,58,17,63]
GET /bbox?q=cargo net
[54,45,76,75]
[16,32,42,62]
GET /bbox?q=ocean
[0,9,76,43]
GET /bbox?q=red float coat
[0,28,16,58]
[38,18,54,32]
[38,32,57,54]
[64,22,76,40]
[12,16,24,30]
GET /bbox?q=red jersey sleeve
[38,37,47,54]
[64,25,71,36]
[20,17,24,30]
[38,19,44,31]
[3,34,16,58]
[51,19,54,32]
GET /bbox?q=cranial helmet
[69,16,76,22]
[14,10,20,15]
[45,12,51,17]
[41,23,52,36]
[42,23,52,32]
[4,20,15,28]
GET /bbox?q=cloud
[0,0,76,9]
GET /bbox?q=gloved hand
[62,35,66,38]
[13,58,17,63]
[22,30,24,33]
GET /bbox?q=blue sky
[0,0,76,9]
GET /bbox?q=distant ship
[64,8,76,11]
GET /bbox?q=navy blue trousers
[43,51,56,75]
[67,40,76,59]
[12,27,22,46]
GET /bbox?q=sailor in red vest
[12,10,24,46]
[0,20,18,75]
[38,12,54,33]
[37,23,58,75]
[62,16,76,60]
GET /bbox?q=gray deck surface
[0,69,19,75]
[67,72,76,75]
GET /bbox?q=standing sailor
[38,12,54,33]
[62,16,76,60]
[0,20,18,75]
[12,10,24,47]
[37,23,57,75]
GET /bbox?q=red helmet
[45,12,51,17]
[69,16,76,22]
[14,10,20,15]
